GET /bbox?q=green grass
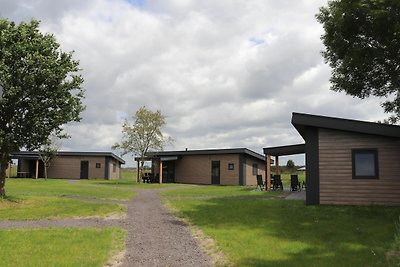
[5,178,134,200]
[0,196,124,220]
[164,186,400,266]
[0,227,124,267]
[162,185,285,197]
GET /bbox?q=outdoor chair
[272,174,283,191]
[302,180,306,190]
[290,174,301,191]
[256,174,264,190]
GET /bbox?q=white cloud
[0,0,389,166]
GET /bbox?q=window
[252,163,258,175]
[352,149,379,179]
[228,163,234,170]
[113,164,116,173]
[95,163,101,168]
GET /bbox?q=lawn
[164,186,400,266]
[5,178,134,199]
[0,227,124,267]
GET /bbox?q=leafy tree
[316,0,400,123]
[38,134,62,180]
[113,106,172,182]
[286,159,295,171]
[0,19,84,196]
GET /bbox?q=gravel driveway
[0,187,213,267]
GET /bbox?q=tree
[38,135,62,180]
[286,159,295,171]
[316,0,400,123]
[112,106,172,183]
[0,19,84,196]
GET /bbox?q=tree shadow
[170,197,400,266]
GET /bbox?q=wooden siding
[319,128,400,205]
[244,156,266,186]
[175,154,240,185]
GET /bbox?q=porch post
[7,162,11,178]
[159,160,163,184]
[266,155,271,192]
[35,159,39,179]
[275,156,279,175]
[136,160,140,183]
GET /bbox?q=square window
[352,149,379,179]
[252,163,258,176]
[95,163,101,168]
[228,163,234,170]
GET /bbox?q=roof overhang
[10,151,126,164]
[263,144,305,156]
[145,148,265,161]
[292,112,400,139]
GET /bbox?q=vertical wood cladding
[319,128,400,205]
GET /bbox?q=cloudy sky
[1,0,388,165]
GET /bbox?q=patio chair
[290,174,301,191]
[256,174,264,190]
[272,174,283,191]
[302,180,306,190]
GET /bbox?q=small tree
[0,19,84,197]
[38,135,61,180]
[286,160,295,173]
[112,106,172,182]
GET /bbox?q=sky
[0,0,389,166]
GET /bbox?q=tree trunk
[139,161,145,183]
[44,164,48,181]
[0,154,9,197]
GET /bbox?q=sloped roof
[263,144,305,156]
[292,112,400,139]
[10,151,125,164]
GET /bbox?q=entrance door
[80,161,89,179]
[211,161,220,185]
[162,161,175,183]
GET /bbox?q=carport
[263,144,305,192]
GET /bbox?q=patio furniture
[290,174,301,191]
[302,180,307,190]
[272,174,283,191]
[256,175,264,190]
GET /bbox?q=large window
[352,149,379,179]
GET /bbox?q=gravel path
[0,188,213,267]
[121,189,212,267]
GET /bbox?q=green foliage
[0,228,125,267]
[165,187,400,266]
[0,18,84,195]
[113,106,172,181]
[113,106,171,157]
[286,159,295,170]
[316,0,400,123]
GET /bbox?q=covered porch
[263,144,305,191]
[134,156,178,184]
[10,153,43,178]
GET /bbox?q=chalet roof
[141,148,265,161]
[292,112,400,139]
[263,144,305,156]
[10,151,125,164]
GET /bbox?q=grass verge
[5,178,134,200]
[0,196,125,220]
[0,227,125,267]
[164,186,400,267]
